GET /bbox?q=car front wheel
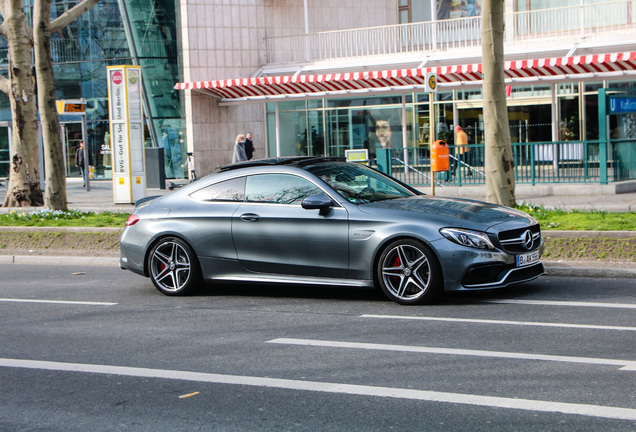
[148,237,201,296]
[376,239,442,305]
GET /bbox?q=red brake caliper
[391,256,401,285]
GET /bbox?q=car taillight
[125,214,140,226]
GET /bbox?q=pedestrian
[232,134,248,164]
[75,140,93,187]
[244,132,255,160]
[454,125,471,175]
[559,121,572,141]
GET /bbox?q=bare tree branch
[0,0,34,39]
[50,0,101,33]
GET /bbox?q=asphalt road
[1,264,635,431]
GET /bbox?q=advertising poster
[437,0,481,20]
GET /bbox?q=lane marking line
[360,314,636,332]
[0,298,117,306]
[483,299,636,309]
[268,338,636,371]
[1,358,635,421]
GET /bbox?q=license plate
[517,251,540,267]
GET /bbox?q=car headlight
[440,228,495,250]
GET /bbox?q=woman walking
[232,134,248,164]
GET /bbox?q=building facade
[1,0,635,185]
[178,0,636,184]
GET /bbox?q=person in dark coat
[75,140,93,187]
[244,132,255,160]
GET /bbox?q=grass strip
[1,205,635,231]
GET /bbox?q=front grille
[498,224,542,254]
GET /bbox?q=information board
[107,66,146,204]
[609,97,636,114]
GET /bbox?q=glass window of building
[0,127,9,178]
[0,0,184,181]
[399,0,410,24]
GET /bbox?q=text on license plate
[517,251,540,267]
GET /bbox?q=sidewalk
[433,181,636,212]
[2,177,636,213]
[0,177,635,279]
[0,177,169,214]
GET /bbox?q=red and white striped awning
[175,52,636,102]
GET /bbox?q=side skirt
[211,274,374,288]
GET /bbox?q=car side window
[189,177,246,202]
[245,174,323,205]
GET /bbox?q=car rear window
[189,177,246,202]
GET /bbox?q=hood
[359,195,537,229]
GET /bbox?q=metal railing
[265,0,636,65]
[378,140,636,187]
[49,37,163,63]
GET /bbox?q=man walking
[244,132,255,160]
[75,140,92,187]
[454,125,471,176]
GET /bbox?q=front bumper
[460,261,545,289]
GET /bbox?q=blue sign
[609,97,636,113]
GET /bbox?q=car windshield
[303,162,419,204]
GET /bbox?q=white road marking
[268,338,636,371]
[361,314,636,331]
[483,299,636,309]
[1,357,635,421]
[0,298,116,306]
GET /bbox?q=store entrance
[456,100,552,146]
[61,122,83,178]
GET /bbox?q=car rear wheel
[148,237,201,296]
[376,239,442,305]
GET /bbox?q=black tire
[376,239,442,305]
[148,237,202,296]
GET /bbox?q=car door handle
[240,213,260,222]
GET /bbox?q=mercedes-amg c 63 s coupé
[120,157,544,304]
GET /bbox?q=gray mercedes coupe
[120,157,544,305]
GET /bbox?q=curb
[543,262,636,279]
[0,226,122,233]
[543,230,636,239]
[0,255,120,267]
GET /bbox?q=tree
[1,0,100,209]
[0,0,42,208]
[481,0,515,207]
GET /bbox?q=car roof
[216,156,346,173]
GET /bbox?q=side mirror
[302,193,333,216]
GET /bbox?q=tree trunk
[34,0,67,210]
[0,3,43,208]
[0,0,102,209]
[481,0,516,207]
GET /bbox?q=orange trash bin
[431,140,449,172]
